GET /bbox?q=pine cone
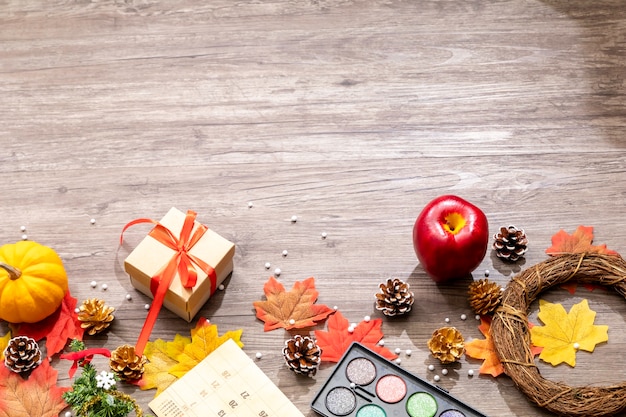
[468,279,503,315]
[282,335,321,377]
[3,336,42,373]
[109,345,146,381]
[78,298,115,336]
[375,278,414,317]
[427,327,465,364]
[493,225,528,262]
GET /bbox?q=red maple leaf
[253,276,334,331]
[11,290,84,356]
[545,226,619,257]
[314,310,397,362]
[0,360,69,417]
[560,282,607,295]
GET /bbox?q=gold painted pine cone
[109,344,146,381]
[3,336,42,373]
[375,278,414,317]
[468,279,503,315]
[283,335,321,377]
[427,327,465,364]
[77,298,115,335]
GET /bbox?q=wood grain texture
[0,0,625,416]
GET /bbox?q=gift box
[124,207,235,322]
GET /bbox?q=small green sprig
[62,340,142,417]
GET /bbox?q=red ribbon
[121,210,217,356]
[60,348,111,378]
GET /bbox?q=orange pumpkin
[0,241,68,323]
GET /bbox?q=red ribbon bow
[60,348,111,378]
[121,210,217,356]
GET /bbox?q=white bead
[378,339,385,346]
[434,375,440,382]
[264,262,271,269]
[333,305,338,310]
[74,308,80,314]
[444,317,450,323]
[144,304,151,310]
[395,358,402,365]
[468,369,474,376]
[441,369,448,375]
[291,215,298,222]
[289,319,295,325]
[282,250,288,257]
[218,284,225,291]
[65,412,73,417]
[350,382,356,388]
[101,284,108,290]
[573,342,580,349]
[248,202,253,208]
[475,314,481,320]
[20,225,26,232]
[321,232,327,239]
[461,314,467,320]
[21,234,27,240]
[90,218,96,224]
[125,294,132,300]
[274,268,281,276]
[395,348,401,354]
[484,270,490,277]
[348,326,354,333]
[255,352,262,359]
[90,280,97,288]
[405,349,412,356]
[428,364,435,371]
[364,315,371,322]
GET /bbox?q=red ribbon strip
[60,348,111,378]
[121,210,217,356]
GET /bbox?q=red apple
[412,195,489,283]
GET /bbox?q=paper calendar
[149,338,305,417]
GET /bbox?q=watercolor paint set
[311,342,487,417]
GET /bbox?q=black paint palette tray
[311,342,488,417]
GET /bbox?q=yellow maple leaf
[138,318,243,397]
[169,318,243,378]
[0,331,11,361]
[139,334,189,395]
[530,299,608,367]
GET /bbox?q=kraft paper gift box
[124,207,235,322]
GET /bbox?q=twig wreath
[491,253,626,417]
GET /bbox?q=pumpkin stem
[0,263,22,280]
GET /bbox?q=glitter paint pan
[311,342,487,417]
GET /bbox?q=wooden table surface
[1,1,625,416]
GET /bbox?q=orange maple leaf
[465,316,541,377]
[0,360,69,417]
[11,290,84,356]
[314,310,397,362]
[545,225,619,257]
[253,276,334,331]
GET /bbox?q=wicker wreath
[491,253,626,417]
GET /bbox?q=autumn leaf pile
[0,290,85,416]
